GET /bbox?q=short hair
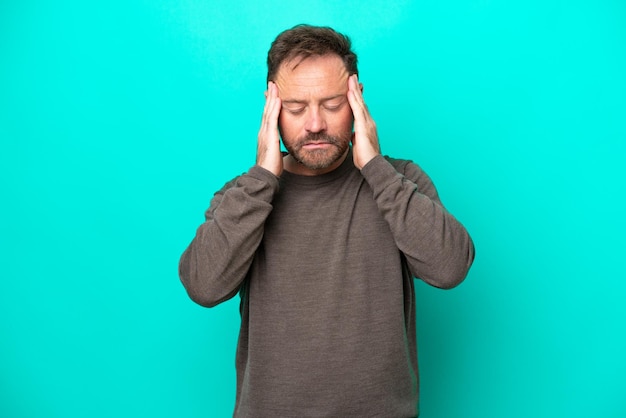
[267,24,358,82]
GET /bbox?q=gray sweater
[179,150,474,417]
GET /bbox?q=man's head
[267,25,361,175]
[267,24,358,83]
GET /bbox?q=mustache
[296,132,343,146]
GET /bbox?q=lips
[302,142,333,148]
[297,133,340,150]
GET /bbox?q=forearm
[179,166,279,306]
[361,156,475,289]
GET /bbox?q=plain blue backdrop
[1,1,625,417]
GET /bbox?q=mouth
[302,143,333,150]
[302,141,334,148]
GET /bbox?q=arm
[178,167,279,307]
[179,82,283,307]
[361,156,475,289]
[347,74,474,288]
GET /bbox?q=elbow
[179,252,229,308]
[438,239,475,289]
[184,286,223,308]
[434,266,469,289]
[421,238,475,290]
[180,267,235,308]
[179,272,217,307]
[180,272,237,308]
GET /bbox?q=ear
[359,83,364,93]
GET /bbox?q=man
[179,24,474,417]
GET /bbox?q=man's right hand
[256,81,283,176]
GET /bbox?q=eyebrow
[281,94,346,105]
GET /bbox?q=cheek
[278,112,288,128]
[278,114,299,140]
[278,113,294,142]
[331,108,354,132]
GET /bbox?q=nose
[304,107,326,133]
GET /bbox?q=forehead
[275,54,349,100]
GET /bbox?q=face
[274,54,354,175]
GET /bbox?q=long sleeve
[178,165,279,307]
[360,155,475,289]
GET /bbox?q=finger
[262,82,273,115]
[260,86,281,151]
[347,76,362,117]
[349,75,364,104]
[261,85,272,129]
[266,82,281,129]
[262,82,279,129]
[348,76,370,120]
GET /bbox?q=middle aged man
[179,24,475,417]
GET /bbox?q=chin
[295,143,349,170]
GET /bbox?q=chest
[262,173,397,264]
[246,170,407,328]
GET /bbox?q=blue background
[1,1,625,417]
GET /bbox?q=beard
[282,131,352,171]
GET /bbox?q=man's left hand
[347,74,380,170]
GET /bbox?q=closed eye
[283,106,305,115]
[324,102,345,112]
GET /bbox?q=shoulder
[218,165,279,194]
[382,155,440,201]
[383,155,427,178]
